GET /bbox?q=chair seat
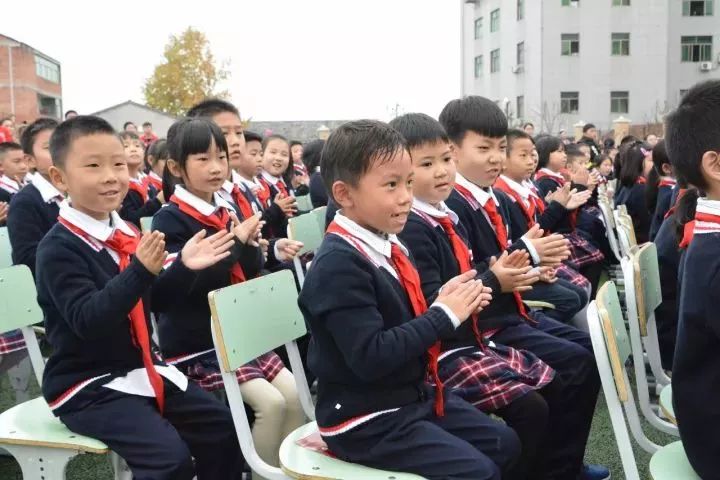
[659,384,676,425]
[524,300,556,310]
[280,421,425,479]
[0,397,108,453]
[649,441,699,480]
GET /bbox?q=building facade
[91,101,178,138]
[0,34,62,123]
[461,0,720,132]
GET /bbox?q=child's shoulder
[305,234,378,281]
[36,222,89,264]
[8,183,41,205]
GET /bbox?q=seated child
[646,140,676,241]
[152,117,304,473]
[0,142,28,204]
[666,79,720,479]
[257,134,298,239]
[38,115,243,479]
[614,141,654,244]
[298,119,521,480]
[304,139,328,207]
[143,138,167,199]
[119,131,162,226]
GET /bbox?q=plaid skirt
[176,350,285,392]
[439,344,555,412]
[563,232,604,271]
[0,330,26,355]
[555,263,591,291]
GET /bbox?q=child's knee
[152,440,195,480]
[257,386,287,417]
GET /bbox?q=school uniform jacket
[37,204,191,416]
[151,186,264,360]
[653,216,680,370]
[119,178,162,228]
[298,213,458,430]
[616,182,651,244]
[309,170,328,208]
[650,181,676,241]
[257,171,291,239]
[0,175,21,204]
[494,175,567,238]
[7,173,62,276]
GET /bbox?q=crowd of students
[0,79,717,480]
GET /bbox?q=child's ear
[661,163,673,176]
[331,180,354,209]
[700,151,720,186]
[47,165,68,194]
[25,154,37,170]
[166,159,182,178]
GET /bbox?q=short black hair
[186,98,240,118]
[0,142,23,162]
[123,121,136,130]
[439,96,508,145]
[262,134,289,151]
[302,139,325,171]
[119,131,140,142]
[20,118,59,156]
[64,110,77,119]
[142,121,152,128]
[666,79,720,189]
[535,136,564,169]
[582,123,596,133]
[244,130,262,144]
[565,143,584,159]
[320,119,407,201]
[50,116,117,168]
[388,113,449,150]
[290,140,303,148]
[506,129,534,153]
[523,122,534,129]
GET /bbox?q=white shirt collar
[696,198,720,217]
[30,172,64,203]
[261,170,282,186]
[539,168,564,180]
[455,173,498,207]
[412,198,460,224]
[173,185,234,217]
[128,175,143,185]
[499,175,531,201]
[148,171,162,182]
[233,170,259,190]
[221,180,235,194]
[333,211,409,260]
[0,175,21,191]
[59,199,135,242]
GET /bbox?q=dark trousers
[524,279,585,321]
[324,391,521,480]
[492,314,600,480]
[60,381,243,480]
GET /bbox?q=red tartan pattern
[0,330,26,355]
[563,232,604,270]
[439,345,555,412]
[555,264,591,290]
[183,352,285,392]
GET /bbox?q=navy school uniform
[0,174,22,206]
[298,212,520,480]
[309,168,328,208]
[445,175,601,480]
[673,198,720,479]
[649,179,677,241]
[615,179,651,244]
[7,173,62,277]
[257,171,292,239]
[37,203,242,480]
[119,177,162,228]
[653,215,680,370]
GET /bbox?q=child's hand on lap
[276,238,304,261]
[526,233,571,267]
[489,251,538,293]
[136,231,168,275]
[181,229,235,270]
[230,212,264,246]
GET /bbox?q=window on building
[682,0,714,16]
[612,0,631,5]
[474,55,484,78]
[561,0,580,6]
[611,33,630,56]
[560,92,579,114]
[517,0,525,20]
[491,49,501,73]
[611,91,629,114]
[561,34,580,56]
[37,94,60,118]
[490,9,500,32]
[517,96,525,119]
[681,36,713,62]
[35,55,60,84]
[516,42,525,66]
[474,17,483,39]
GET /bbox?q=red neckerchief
[128,178,149,203]
[58,216,165,413]
[230,184,255,220]
[659,178,677,188]
[679,211,720,249]
[255,176,273,208]
[494,176,536,230]
[636,177,647,185]
[664,188,688,220]
[144,173,162,193]
[326,220,445,417]
[169,194,246,284]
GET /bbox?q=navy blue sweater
[151,202,264,358]
[654,217,680,370]
[119,190,162,228]
[309,171,328,208]
[37,223,196,415]
[257,179,290,239]
[298,235,455,427]
[7,184,59,277]
[0,188,12,205]
[649,185,673,241]
[616,183,650,244]
[501,193,567,240]
[674,232,720,479]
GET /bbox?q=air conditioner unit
[511,65,523,74]
[700,61,713,72]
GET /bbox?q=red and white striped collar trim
[148,171,162,182]
[59,200,135,248]
[693,199,720,236]
[0,175,20,193]
[48,373,112,411]
[498,175,531,202]
[411,199,459,228]
[318,408,400,437]
[173,185,233,217]
[455,173,497,208]
[659,177,677,188]
[538,168,564,180]
[128,176,144,186]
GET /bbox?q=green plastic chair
[649,442,699,480]
[208,270,423,480]
[287,208,326,287]
[0,226,11,269]
[588,282,698,480]
[294,194,313,213]
[659,385,675,426]
[313,206,328,233]
[139,216,153,233]
[0,265,131,480]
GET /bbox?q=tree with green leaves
[143,27,229,116]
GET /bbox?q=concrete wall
[94,104,177,138]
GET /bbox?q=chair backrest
[288,211,325,256]
[312,206,327,234]
[620,213,638,247]
[208,270,307,372]
[617,204,628,215]
[596,281,632,402]
[631,243,662,337]
[0,226,12,269]
[139,217,153,233]
[0,265,44,333]
[295,194,313,212]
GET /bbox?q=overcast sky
[2,0,462,121]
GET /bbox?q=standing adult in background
[123,121,138,133]
[140,122,158,147]
[523,122,535,137]
[0,118,13,142]
[645,133,659,147]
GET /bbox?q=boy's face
[504,138,535,182]
[50,134,128,220]
[585,127,597,141]
[335,148,413,234]
[291,144,303,163]
[212,112,246,173]
[122,137,144,169]
[1,148,29,181]
[241,140,263,178]
[143,124,153,135]
[453,131,506,188]
[547,146,567,172]
[28,128,54,176]
[262,138,290,177]
[410,140,455,206]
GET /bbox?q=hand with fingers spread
[274,194,297,217]
[538,266,558,283]
[566,189,592,210]
[230,212,264,246]
[275,238,304,262]
[528,233,571,266]
[181,229,236,270]
[135,231,168,275]
[436,278,492,324]
[489,251,539,293]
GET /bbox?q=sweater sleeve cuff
[520,237,541,266]
[273,240,282,261]
[430,302,461,329]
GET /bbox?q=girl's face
[547,145,567,172]
[123,138,144,170]
[262,138,290,177]
[599,159,613,177]
[175,139,229,202]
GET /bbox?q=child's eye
[421,161,432,168]
[387,181,397,189]
[443,156,452,163]
[86,163,99,168]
